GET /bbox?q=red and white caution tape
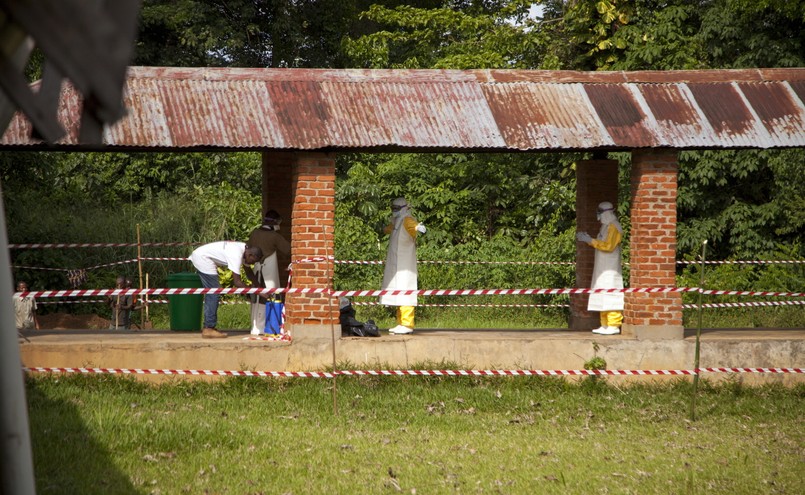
[699,367,804,373]
[11,265,68,272]
[13,257,190,273]
[332,259,575,266]
[17,286,805,299]
[140,257,191,262]
[677,260,805,265]
[38,299,802,310]
[352,301,570,309]
[9,242,200,249]
[21,367,804,377]
[37,299,256,306]
[327,258,805,267]
[683,300,805,309]
[699,289,805,297]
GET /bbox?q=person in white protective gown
[244,210,291,335]
[380,198,426,335]
[576,201,624,335]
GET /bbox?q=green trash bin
[167,272,203,331]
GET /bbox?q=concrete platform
[17,326,805,385]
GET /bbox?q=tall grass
[26,374,805,494]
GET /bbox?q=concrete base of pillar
[569,314,599,332]
[289,324,340,341]
[624,323,684,340]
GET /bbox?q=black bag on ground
[339,300,380,337]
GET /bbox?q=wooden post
[137,224,144,329]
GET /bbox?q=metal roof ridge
[122,66,805,84]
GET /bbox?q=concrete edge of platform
[18,328,805,385]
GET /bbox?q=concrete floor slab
[18,327,805,385]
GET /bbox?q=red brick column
[571,159,619,330]
[263,151,337,335]
[626,150,683,339]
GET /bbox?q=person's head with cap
[596,201,617,225]
[262,210,282,230]
[391,197,409,218]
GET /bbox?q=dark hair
[263,209,281,226]
[246,246,264,259]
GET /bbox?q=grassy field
[26,374,804,495]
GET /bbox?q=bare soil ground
[38,313,153,330]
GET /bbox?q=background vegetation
[4,0,803,327]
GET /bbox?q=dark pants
[197,271,220,329]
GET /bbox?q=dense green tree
[342,0,541,68]
[677,149,805,260]
[134,0,444,68]
[698,0,805,68]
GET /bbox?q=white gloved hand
[416,223,427,234]
[576,232,592,243]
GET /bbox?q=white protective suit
[587,207,625,312]
[380,200,420,308]
[249,251,279,333]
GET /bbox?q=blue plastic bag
[265,300,284,335]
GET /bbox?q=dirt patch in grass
[38,313,111,330]
[38,312,155,330]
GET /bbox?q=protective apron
[587,222,625,312]
[250,252,280,333]
[380,214,418,307]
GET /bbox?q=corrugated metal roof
[2,67,804,151]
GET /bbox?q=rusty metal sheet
[2,67,804,151]
[737,82,805,147]
[637,84,718,148]
[584,84,659,148]
[481,82,612,149]
[688,82,767,148]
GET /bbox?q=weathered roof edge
[125,66,805,84]
[2,67,804,152]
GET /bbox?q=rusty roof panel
[789,80,805,103]
[2,67,804,151]
[281,79,504,149]
[481,83,612,149]
[737,81,805,147]
[584,84,659,148]
[638,84,717,148]
[687,83,760,147]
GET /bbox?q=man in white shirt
[190,241,262,338]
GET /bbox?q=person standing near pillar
[244,209,291,335]
[380,197,426,335]
[576,201,624,335]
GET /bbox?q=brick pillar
[625,150,683,340]
[262,152,295,287]
[263,151,337,338]
[262,152,294,224]
[571,159,619,331]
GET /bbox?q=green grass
[26,374,804,494]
